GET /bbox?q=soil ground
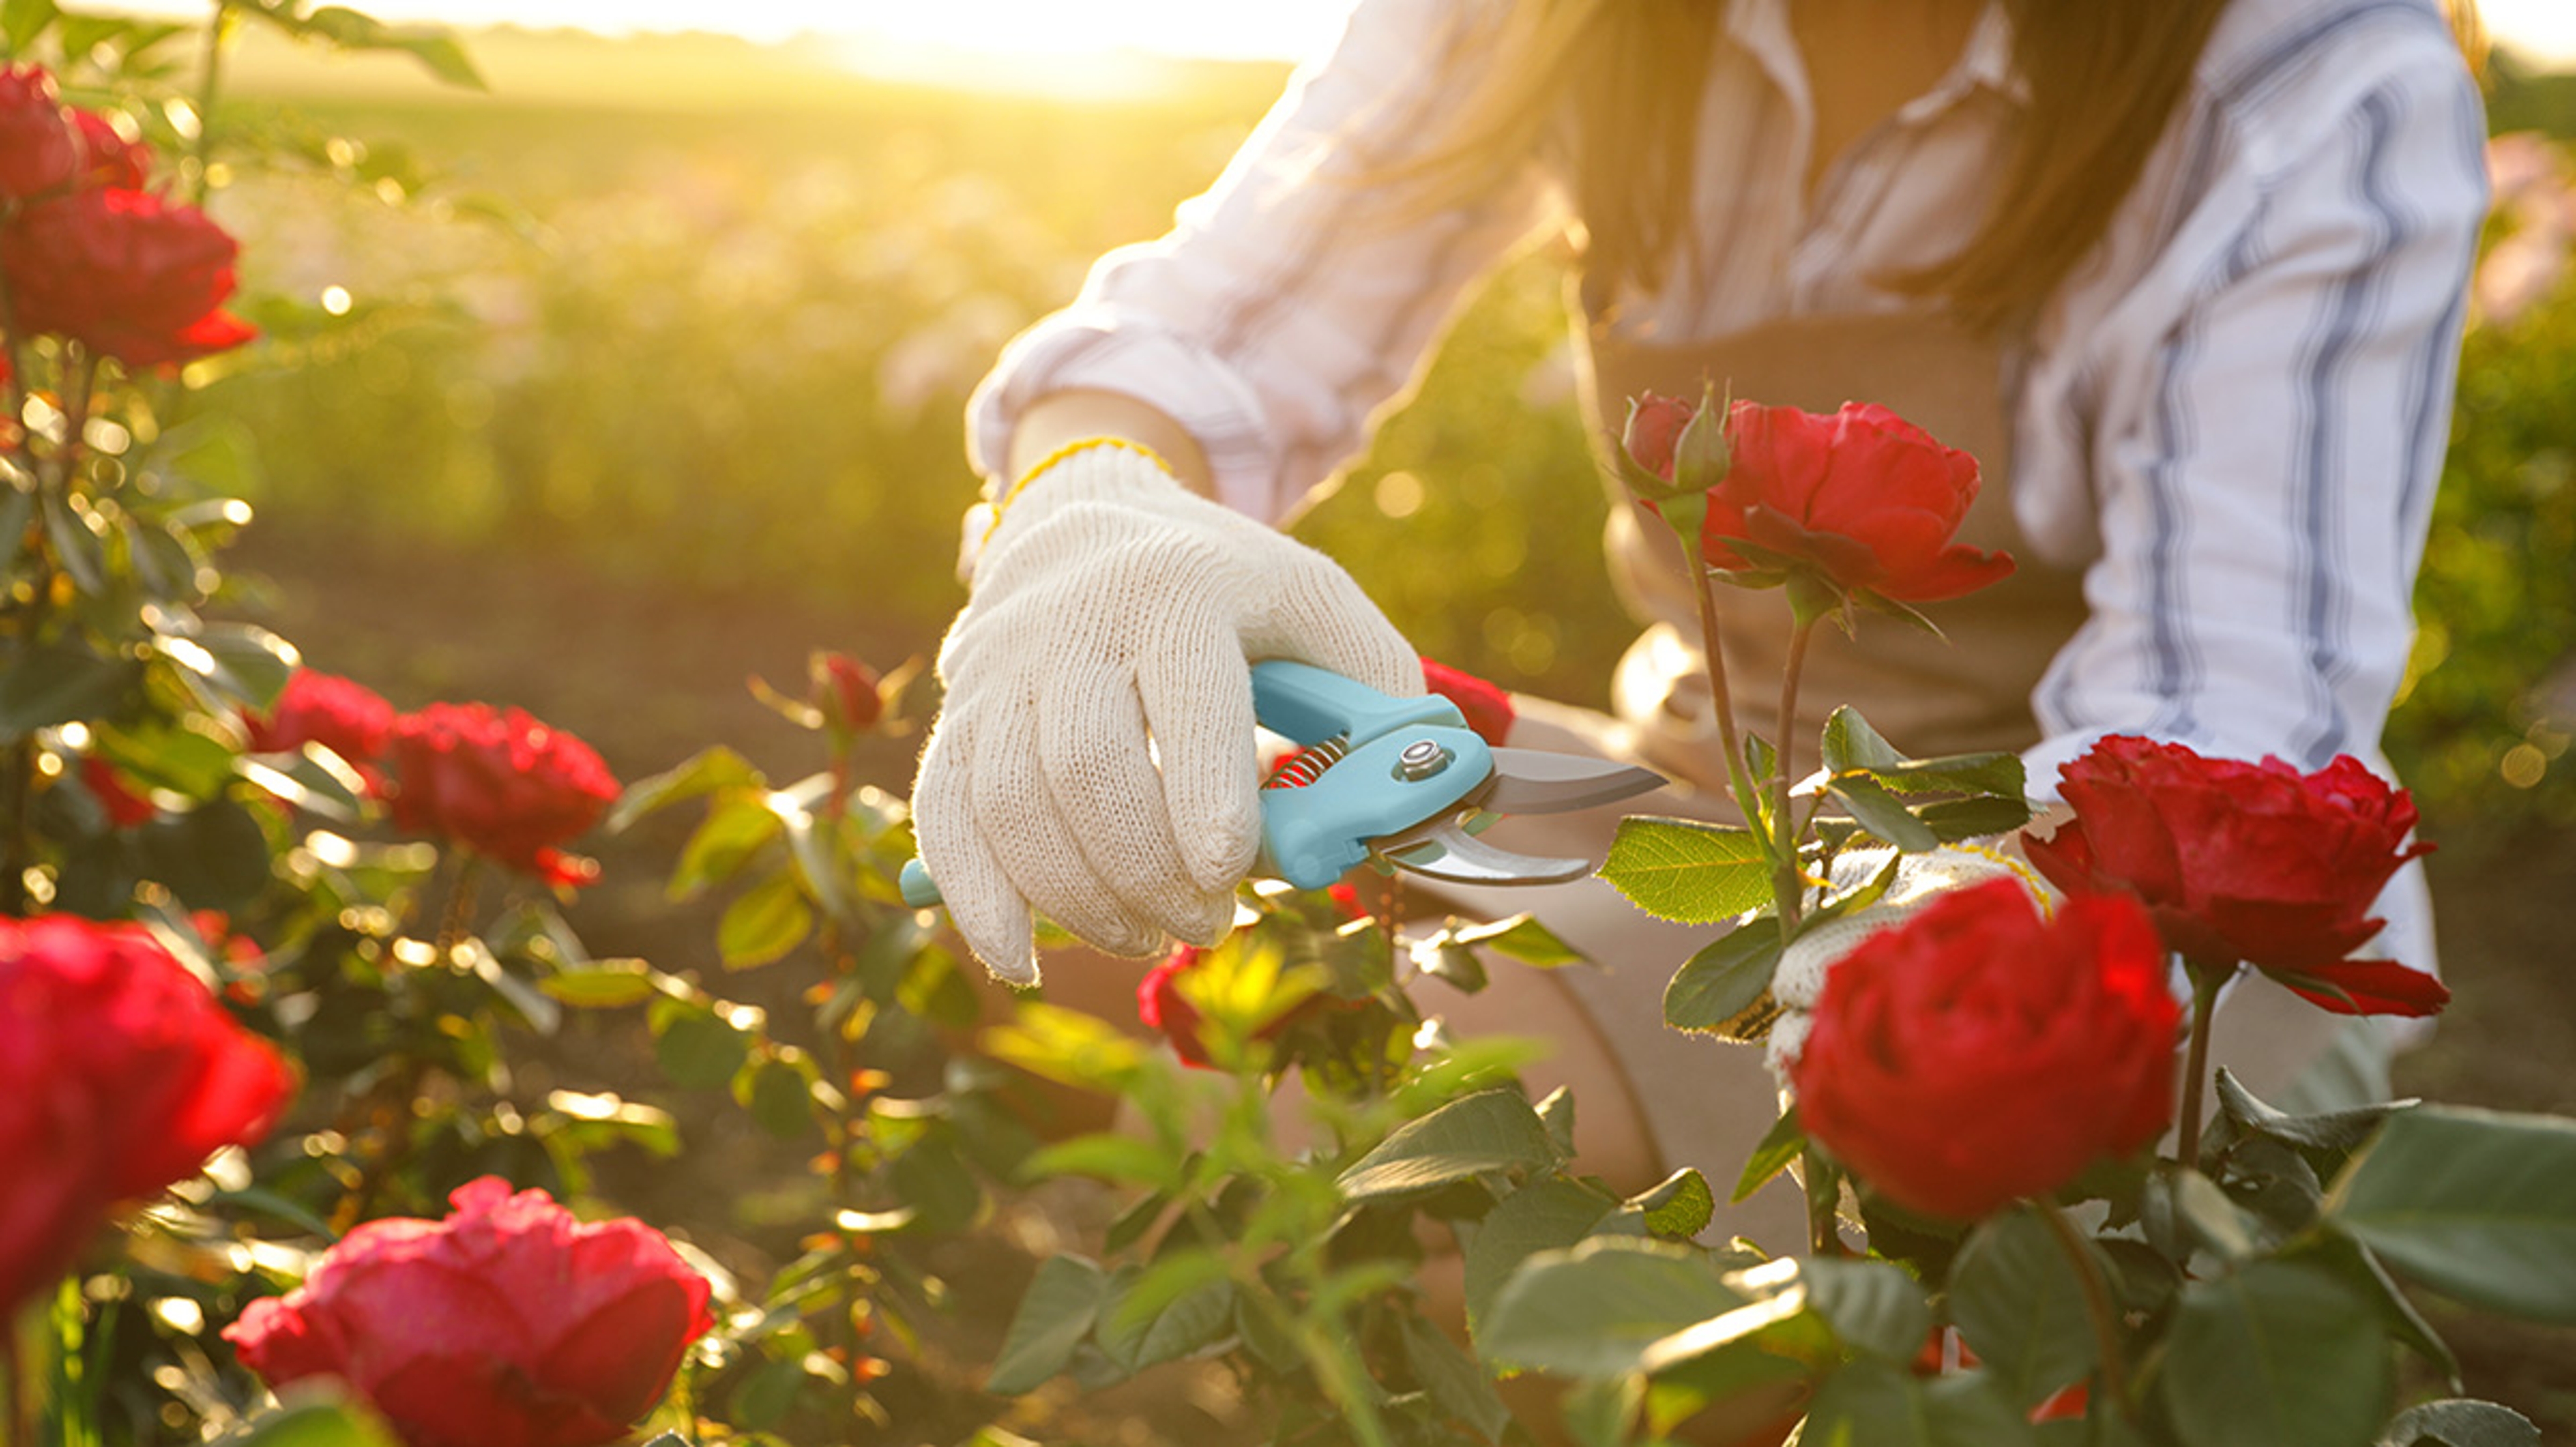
[228,516,2576,1440]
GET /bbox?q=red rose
[1421,656,1514,747]
[0,916,294,1315]
[2022,736,2446,1016]
[223,1177,714,1447]
[0,64,78,201]
[246,669,397,786]
[80,753,157,826]
[1790,879,2180,1222]
[3,187,257,366]
[1138,946,1222,1069]
[814,651,882,733]
[1707,400,2014,604]
[71,109,152,191]
[387,704,619,888]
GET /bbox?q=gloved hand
[912,439,1419,984]
[1764,844,2045,1087]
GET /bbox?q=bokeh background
[78,1,2576,1421]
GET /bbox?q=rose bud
[812,650,883,733]
[386,703,619,889]
[0,64,78,201]
[0,916,294,1316]
[2023,735,2446,1016]
[1707,400,2014,604]
[224,1177,714,1447]
[1790,879,2181,1222]
[1,186,257,366]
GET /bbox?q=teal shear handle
[898,660,1491,906]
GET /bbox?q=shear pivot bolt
[1396,739,1449,781]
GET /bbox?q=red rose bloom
[387,704,619,888]
[1790,879,2180,1222]
[0,64,78,201]
[71,109,152,191]
[247,669,397,788]
[1708,400,2014,604]
[1421,656,1514,747]
[3,187,257,366]
[2022,736,2446,1016]
[816,651,882,732]
[224,1177,715,1447]
[0,916,294,1315]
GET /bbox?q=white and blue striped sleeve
[2027,23,2488,787]
[965,0,1562,525]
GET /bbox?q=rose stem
[1686,545,1764,841]
[2174,961,2229,1167]
[433,855,483,955]
[1803,1144,1842,1257]
[54,347,95,497]
[1770,614,1821,934]
[2037,1197,2133,1416]
[189,3,233,209]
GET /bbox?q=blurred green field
[202,25,2576,833]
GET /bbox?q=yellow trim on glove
[983,436,1178,543]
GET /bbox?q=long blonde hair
[1395,0,2487,334]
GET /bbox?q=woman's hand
[912,439,1418,984]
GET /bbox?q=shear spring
[1265,734,1350,790]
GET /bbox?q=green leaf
[540,960,660,1008]
[1803,1360,2039,1447]
[40,487,103,593]
[651,1000,753,1091]
[1023,1132,1187,1191]
[191,623,301,712]
[1947,1208,2099,1411]
[1479,1238,1752,1378]
[1095,1256,1235,1373]
[1819,706,1906,774]
[986,1255,1107,1395]
[718,872,813,970]
[1662,922,1784,1037]
[609,746,764,833]
[1462,1177,1615,1333]
[1734,1104,1805,1204]
[136,800,274,910]
[1399,1312,1512,1444]
[1598,816,1773,924]
[1336,1088,1563,1203]
[2375,1399,2542,1447]
[1,0,57,54]
[231,1399,403,1447]
[727,1356,805,1430]
[2324,1105,2576,1324]
[2147,1165,2257,1265]
[1449,912,1591,967]
[2294,1234,2460,1389]
[1917,795,2038,841]
[1627,1169,1715,1240]
[288,6,487,88]
[668,794,784,900]
[1802,1257,1932,1363]
[1823,771,1940,851]
[1864,751,2028,800]
[0,642,140,739]
[744,1057,814,1141]
[2218,1069,2416,1155]
[2159,1261,2393,1447]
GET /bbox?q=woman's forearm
[1006,388,1216,497]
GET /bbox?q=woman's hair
[1401,0,2485,335]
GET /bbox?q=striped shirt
[966,0,2486,970]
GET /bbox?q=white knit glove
[912,440,1419,984]
[1764,845,2045,1088]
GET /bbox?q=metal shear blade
[1364,749,1666,888]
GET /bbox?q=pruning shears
[898,659,1666,908]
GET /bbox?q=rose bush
[0,916,294,1316]
[2023,735,2448,1015]
[1787,877,2180,1222]
[386,702,619,887]
[225,1177,715,1447]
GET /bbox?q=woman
[913,0,2489,1230]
